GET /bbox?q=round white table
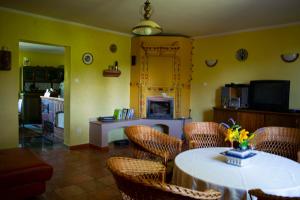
[173,147,300,200]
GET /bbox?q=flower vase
[224,143,255,167]
[239,141,249,151]
[228,141,251,159]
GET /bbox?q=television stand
[213,107,300,132]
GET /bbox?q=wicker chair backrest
[184,122,228,149]
[253,127,300,161]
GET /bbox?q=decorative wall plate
[281,53,299,63]
[82,52,93,65]
[109,44,117,53]
[236,48,248,61]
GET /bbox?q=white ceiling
[1,0,300,37]
[19,42,65,54]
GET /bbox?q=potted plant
[221,119,257,166]
[221,118,255,150]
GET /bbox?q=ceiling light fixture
[132,0,162,36]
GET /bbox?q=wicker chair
[184,122,228,149]
[248,189,300,200]
[107,157,222,200]
[253,127,300,161]
[124,125,182,166]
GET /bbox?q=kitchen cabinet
[22,66,63,82]
[34,68,47,82]
[23,67,34,81]
[47,68,64,82]
[22,66,64,92]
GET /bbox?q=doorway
[18,41,65,149]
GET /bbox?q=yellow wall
[0,9,131,148]
[19,50,65,67]
[191,25,300,121]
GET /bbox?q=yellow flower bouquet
[221,118,255,150]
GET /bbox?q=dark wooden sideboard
[213,107,300,132]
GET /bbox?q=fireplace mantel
[130,36,192,118]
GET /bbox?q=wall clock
[236,48,248,61]
[82,52,93,65]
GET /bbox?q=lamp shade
[132,19,162,35]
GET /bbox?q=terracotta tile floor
[30,144,131,200]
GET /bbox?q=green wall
[191,25,300,121]
[19,50,65,67]
[0,8,131,148]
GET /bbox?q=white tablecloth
[173,147,300,200]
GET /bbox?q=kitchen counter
[40,96,64,102]
[41,96,64,141]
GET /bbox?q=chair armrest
[151,181,221,200]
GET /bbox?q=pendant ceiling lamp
[132,0,162,36]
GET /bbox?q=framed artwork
[0,49,11,70]
[82,52,93,65]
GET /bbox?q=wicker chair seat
[107,157,221,200]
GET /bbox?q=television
[249,80,290,112]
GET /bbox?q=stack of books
[97,116,115,122]
[113,108,134,120]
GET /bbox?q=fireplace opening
[152,124,169,134]
[146,97,174,119]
